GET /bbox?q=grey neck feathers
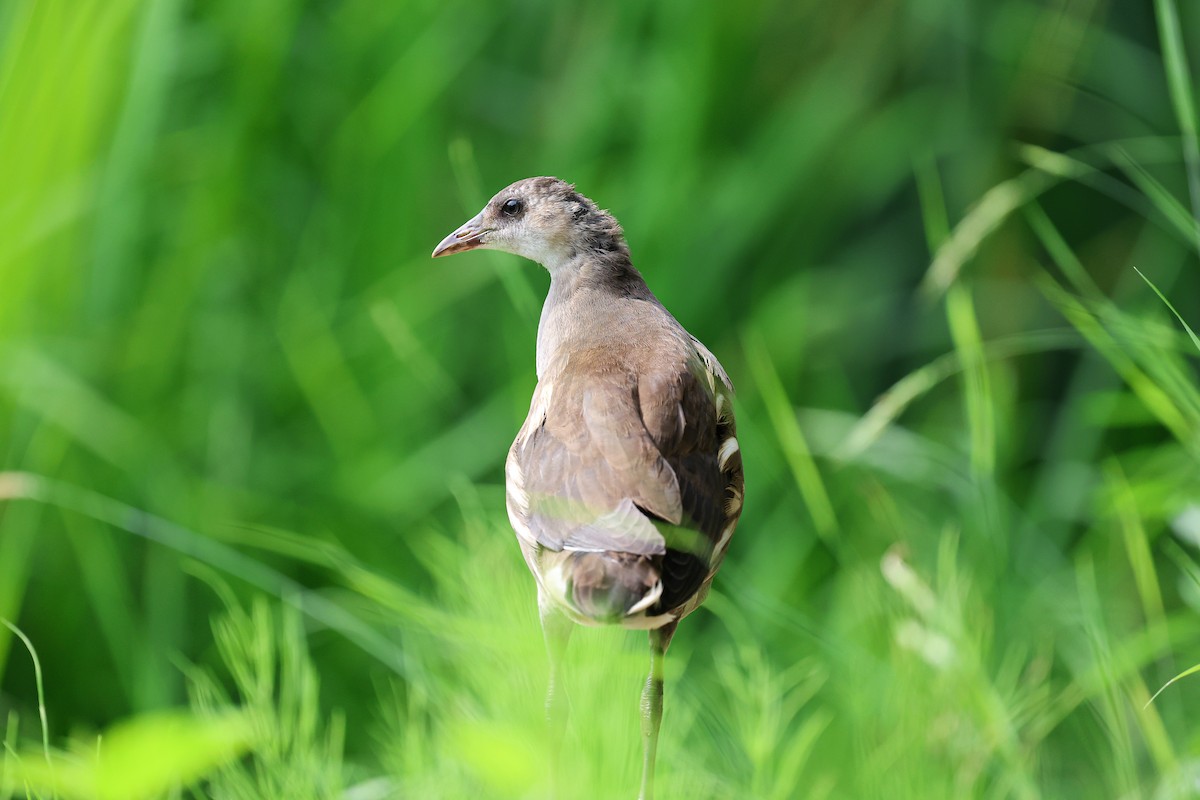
[572,207,627,259]
[545,208,652,301]
[536,245,656,378]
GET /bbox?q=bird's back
[506,289,743,628]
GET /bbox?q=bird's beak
[432,212,490,258]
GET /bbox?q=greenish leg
[540,597,573,797]
[639,621,677,800]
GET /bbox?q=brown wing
[638,350,741,610]
[506,355,681,556]
[506,340,743,614]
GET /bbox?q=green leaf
[11,709,255,800]
[1134,266,1200,354]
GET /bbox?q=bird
[432,177,744,800]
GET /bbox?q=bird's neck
[534,214,627,273]
[536,252,653,379]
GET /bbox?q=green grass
[3,0,1200,797]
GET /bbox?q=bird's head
[432,177,625,271]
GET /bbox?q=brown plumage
[433,177,743,800]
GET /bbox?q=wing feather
[505,334,743,616]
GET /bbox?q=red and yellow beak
[432,212,490,258]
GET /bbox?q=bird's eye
[502,198,524,217]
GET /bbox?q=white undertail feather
[716,520,737,551]
[627,580,664,614]
[724,484,744,517]
[714,392,726,419]
[718,436,740,471]
[541,559,572,611]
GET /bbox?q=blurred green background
[3,0,1200,797]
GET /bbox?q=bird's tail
[566,552,662,622]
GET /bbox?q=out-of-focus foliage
[2,0,1200,797]
[6,706,253,799]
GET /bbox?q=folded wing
[507,342,739,612]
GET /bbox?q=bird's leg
[639,621,677,800]
[540,597,573,796]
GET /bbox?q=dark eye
[502,198,523,217]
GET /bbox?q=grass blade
[1133,265,1200,354]
[743,330,838,541]
[946,284,995,477]
[0,619,49,773]
[1152,0,1200,256]
[1147,662,1200,708]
